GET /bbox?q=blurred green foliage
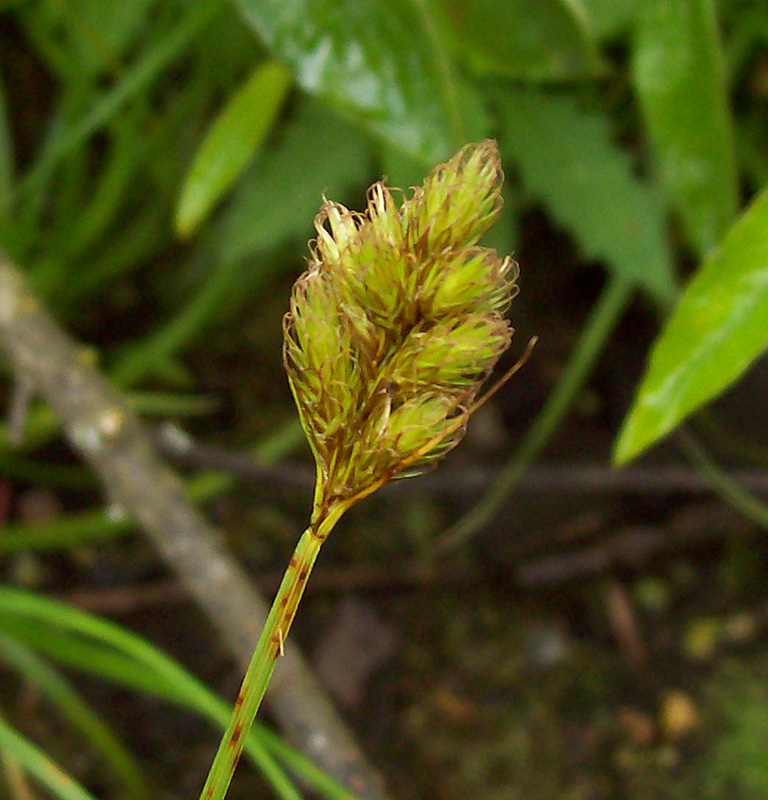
[2,0,768,797]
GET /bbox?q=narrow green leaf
[0,418,305,555]
[0,70,13,218]
[632,0,738,256]
[0,588,357,800]
[18,0,157,76]
[497,89,675,300]
[18,0,224,199]
[57,120,139,259]
[176,59,293,237]
[56,196,166,309]
[110,258,247,387]
[0,510,130,554]
[233,0,469,163]
[615,186,768,463]
[0,633,149,800]
[0,590,300,800]
[128,391,219,417]
[441,0,603,79]
[0,718,98,800]
[59,0,158,69]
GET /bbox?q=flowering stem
[199,139,526,800]
[198,505,344,800]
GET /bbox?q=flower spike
[283,139,521,515]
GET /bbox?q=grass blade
[0,716,98,800]
[0,633,149,800]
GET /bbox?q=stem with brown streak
[199,501,347,800]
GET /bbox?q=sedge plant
[199,139,530,800]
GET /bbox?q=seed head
[283,140,519,515]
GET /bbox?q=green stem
[198,503,346,800]
[678,429,768,529]
[435,274,634,554]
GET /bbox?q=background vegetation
[2,0,768,797]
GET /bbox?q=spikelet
[283,140,519,517]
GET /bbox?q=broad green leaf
[440,0,603,79]
[632,0,738,257]
[615,186,768,463]
[232,0,473,163]
[176,59,292,237]
[220,100,371,262]
[724,7,768,86]
[497,89,675,300]
[581,0,637,39]
[377,145,432,195]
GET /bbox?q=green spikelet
[283,139,519,516]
